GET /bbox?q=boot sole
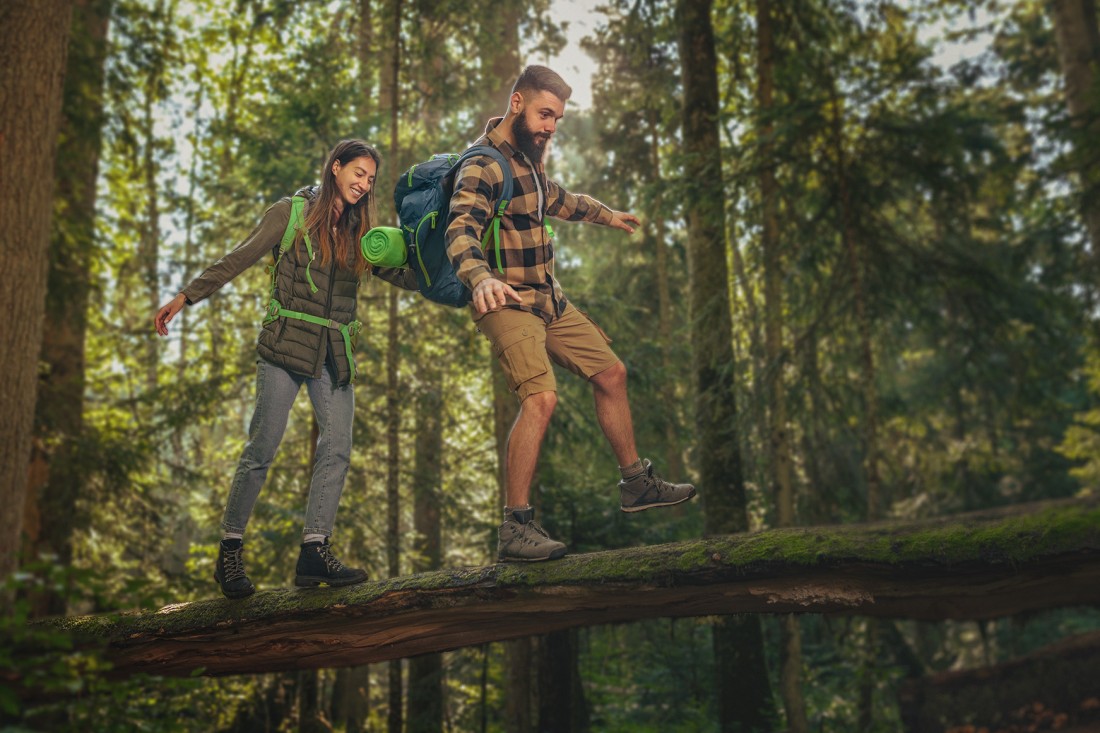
[295,573,369,588]
[219,587,256,600]
[214,574,255,600]
[497,547,568,563]
[620,488,698,513]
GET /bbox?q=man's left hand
[609,211,641,234]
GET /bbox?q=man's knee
[520,390,557,419]
[593,360,627,391]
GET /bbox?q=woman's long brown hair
[298,139,382,276]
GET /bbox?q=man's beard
[513,112,549,163]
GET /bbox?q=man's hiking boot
[295,538,368,588]
[619,459,697,513]
[215,538,255,599]
[497,508,567,562]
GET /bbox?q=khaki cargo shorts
[476,303,620,402]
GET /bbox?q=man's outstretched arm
[544,178,638,232]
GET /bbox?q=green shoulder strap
[273,196,319,294]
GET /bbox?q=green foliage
[20,0,1100,729]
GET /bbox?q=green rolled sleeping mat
[361,226,408,268]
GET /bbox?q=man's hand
[472,278,521,315]
[609,211,641,234]
[154,293,187,336]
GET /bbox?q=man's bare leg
[590,361,640,468]
[505,391,557,508]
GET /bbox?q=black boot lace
[222,546,247,582]
[317,544,348,574]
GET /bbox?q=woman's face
[332,155,377,207]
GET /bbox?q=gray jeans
[222,358,354,537]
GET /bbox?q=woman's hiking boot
[497,508,567,562]
[295,538,368,588]
[619,459,697,513]
[215,538,256,599]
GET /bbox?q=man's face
[512,90,565,163]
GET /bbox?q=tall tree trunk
[298,669,325,733]
[755,2,808,730]
[1050,0,1100,282]
[141,55,162,392]
[385,286,403,733]
[383,2,404,730]
[332,666,370,733]
[830,83,884,731]
[356,0,374,126]
[22,0,111,617]
[647,109,684,479]
[830,87,881,521]
[0,0,74,586]
[478,0,521,129]
[677,1,773,731]
[407,359,444,733]
[504,635,535,733]
[538,630,589,733]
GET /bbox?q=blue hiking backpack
[394,145,513,307]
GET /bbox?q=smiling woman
[152,138,418,600]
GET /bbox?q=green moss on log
[46,497,1100,642]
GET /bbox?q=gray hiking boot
[497,508,567,562]
[619,459,697,513]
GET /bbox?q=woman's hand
[154,293,187,336]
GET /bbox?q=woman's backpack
[393,145,513,307]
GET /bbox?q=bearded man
[445,65,696,562]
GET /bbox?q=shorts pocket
[493,326,547,392]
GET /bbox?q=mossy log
[50,497,1100,677]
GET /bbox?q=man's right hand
[472,278,521,315]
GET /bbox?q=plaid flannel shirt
[444,117,616,322]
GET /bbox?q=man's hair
[511,65,572,103]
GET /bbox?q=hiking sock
[302,533,326,545]
[504,505,534,524]
[223,531,244,541]
[619,459,645,480]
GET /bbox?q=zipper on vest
[313,256,338,378]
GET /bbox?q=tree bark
[678,0,774,730]
[755,1,807,729]
[0,0,74,587]
[538,629,589,733]
[298,669,325,733]
[22,0,111,618]
[332,666,370,733]
[503,636,535,733]
[646,108,684,480]
[1049,0,1100,279]
[407,361,444,733]
[42,498,1100,679]
[356,0,374,126]
[383,4,404,730]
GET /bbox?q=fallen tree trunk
[48,497,1100,677]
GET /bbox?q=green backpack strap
[273,196,319,294]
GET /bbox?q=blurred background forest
[3,0,1100,730]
